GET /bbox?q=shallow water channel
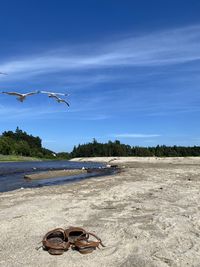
[0,160,114,193]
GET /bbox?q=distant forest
[1,128,200,159]
[0,127,56,159]
[71,139,200,157]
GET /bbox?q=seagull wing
[40,91,53,94]
[63,100,70,106]
[55,92,69,96]
[60,99,70,106]
[25,91,39,96]
[2,92,22,96]
[40,91,69,96]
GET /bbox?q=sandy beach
[1,157,200,267]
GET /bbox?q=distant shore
[1,157,200,266]
[0,154,43,162]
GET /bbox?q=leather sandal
[65,227,89,244]
[73,232,105,254]
[42,228,70,255]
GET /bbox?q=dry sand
[1,157,200,267]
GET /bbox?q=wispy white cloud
[0,104,32,118]
[78,114,110,121]
[110,133,161,138]
[0,25,200,80]
[0,24,200,122]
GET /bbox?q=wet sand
[1,157,200,267]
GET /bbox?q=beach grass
[0,154,42,162]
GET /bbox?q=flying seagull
[1,91,39,102]
[49,94,70,106]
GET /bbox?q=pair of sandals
[42,227,105,255]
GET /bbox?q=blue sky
[0,0,200,152]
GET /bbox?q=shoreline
[1,157,200,266]
[1,155,200,163]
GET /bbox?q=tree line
[1,129,200,159]
[71,139,200,157]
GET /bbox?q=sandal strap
[65,227,87,237]
[74,239,100,249]
[77,231,105,247]
[65,227,89,243]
